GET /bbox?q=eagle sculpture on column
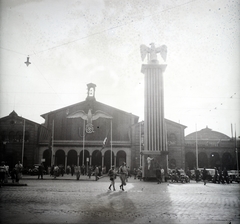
[140,43,167,64]
[67,109,112,133]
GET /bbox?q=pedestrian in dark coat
[15,161,23,183]
[71,164,74,176]
[156,168,162,184]
[94,166,99,181]
[38,163,44,179]
[223,167,229,184]
[202,167,208,185]
[88,166,92,179]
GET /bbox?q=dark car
[205,169,215,182]
[228,170,240,183]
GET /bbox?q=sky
[0,0,239,138]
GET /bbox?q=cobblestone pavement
[0,175,240,224]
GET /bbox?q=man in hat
[108,165,116,191]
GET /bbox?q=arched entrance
[198,152,208,168]
[116,150,126,168]
[210,152,220,168]
[43,149,51,169]
[55,149,65,166]
[185,152,195,170]
[79,150,90,166]
[222,152,233,170]
[67,150,77,166]
[104,150,114,172]
[92,150,102,168]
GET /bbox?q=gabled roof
[40,100,139,120]
[165,118,187,129]
[0,110,41,126]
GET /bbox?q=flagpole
[21,119,25,166]
[196,124,198,169]
[166,125,168,171]
[51,120,54,166]
[111,119,112,166]
[235,124,239,178]
[82,120,85,166]
[139,122,142,167]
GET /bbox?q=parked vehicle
[228,170,240,183]
[168,169,190,183]
[205,169,215,182]
[178,169,190,183]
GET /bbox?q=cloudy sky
[0,0,239,137]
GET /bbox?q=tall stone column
[140,43,168,179]
[141,64,167,152]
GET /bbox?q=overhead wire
[0,0,200,57]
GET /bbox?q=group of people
[0,161,23,186]
[194,167,230,185]
[49,164,106,181]
[212,167,230,184]
[107,162,128,191]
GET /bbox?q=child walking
[108,165,116,191]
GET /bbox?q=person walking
[53,165,59,179]
[161,167,165,183]
[156,167,162,184]
[81,165,85,176]
[223,167,229,184]
[38,163,44,179]
[71,164,75,176]
[202,167,208,185]
[15,161,23,183]
[133,168,137,179]
[195,168,200,183]
[0,161,7,187]
[94,166,99,181]
[108,165,116,191]
[88,166,92,179]
[119,162,128,191]
[213,167,218,183]
[75,165,81,180]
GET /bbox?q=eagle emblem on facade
[67,109,112,133]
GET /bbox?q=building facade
[1,87,238,173]
[185,126,239,170]
[38,84,139,172]
[0,111,42,169]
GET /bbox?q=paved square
[1,175,240,224]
